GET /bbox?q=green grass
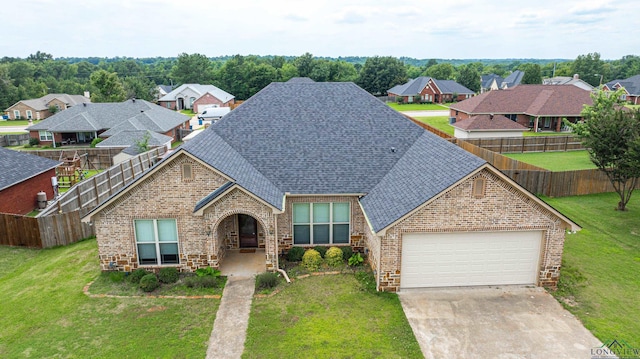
[387,102,449,111]
[243,272,423,358]
[0,131,27,135]
[414,116,454,135]
[544,193,640,348]
[171,140,183,148]
[0,120,41,127]
[0,239,219,358]
[180,109,196,116]
[625,104,640,109]
[503,150,597,171]
[89,271,226,297]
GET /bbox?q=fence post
[93,176,100,206]
[543,136,548,152]
[565,136,569,152]
[521,137,525,153]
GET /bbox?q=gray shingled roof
[96,130,172,148]
[605,74,640,95]
[28,99,189,134]
[481,74,504,89]
[388,77,474,96]
[6,94,90,112]
[0,147,61,191]
[158,84,235,103]
[434,79,475,95]
[194,181,235,212]
[182,81,486,232]
[503,70,525,88]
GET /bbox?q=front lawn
[244,271,423,358]
[387,102,449,111]
[414,116,454,135]
[544,193,640,348]
[0,120,41,127]
[0,239,219,358]
[503,150,597,171]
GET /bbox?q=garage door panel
[400,231,542,288]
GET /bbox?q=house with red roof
[449,85,593,132]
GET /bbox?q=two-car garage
[400,231,543,289]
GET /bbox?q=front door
[238,214,258,248]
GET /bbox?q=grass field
[0,120,41,127]
[244,273,423,358]
[0,131,27,135]
[414,116,454,135]
[503,150,597,171]
[0,240,219,358]
[387,102,449,111]
[544,193,640,348]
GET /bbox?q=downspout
[274,212,291,283]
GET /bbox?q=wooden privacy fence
[461,135,585,153]
[25,148,124,170]
[0,133,30,147]
[38,147,167,217]
[452,139,547,171]
[0,211,93,248]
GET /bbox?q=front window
[26,110,32,119]
[39,130,53,141]
[135,219,179,265]
[293,202,350,245]
[13,110,20,119]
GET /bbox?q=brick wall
[376,168,569,292]
[0,169,56,215]
[193,93,234,113]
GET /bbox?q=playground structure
[55,151,94,189]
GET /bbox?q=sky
[3,0,638,60]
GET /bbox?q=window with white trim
[293,202,350,245]
[13,110,20,119]
[38,130,53,141]
[26,110,33,119]
[134,219,180,265]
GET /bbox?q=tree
[90,70,126,102]
[568,89,640,210]
[171,53,214,84]
[456,64,480,93]
[571,52,606,86]
[519,63,542,84]
[134,132,151,153]
[293,53,315,78]
[424,63,455,80]
[356,56,407,95]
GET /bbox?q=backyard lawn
[0,240,219,358]
[544,193,640,348]
[414,116,454,135]
[244,273,423,358]
[0,120,41,127]
[387,102,449,111]
[503,150,597,171]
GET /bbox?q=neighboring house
[156,85,174,100]
[388,77,475,103]
[452,114,528,138]
[82,79,579,292]
[480,74,504,93]
[157,84,235,112]
[96,130,173,150]
[0,147,61,215]
[603,75,640,104]
[4,93,90,120]
[501,70,525,89]
[27,99,190,146]
[543,74,595,91]
[450,85,593,132]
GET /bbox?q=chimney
[84,91,90,98]
[573,74,579,79]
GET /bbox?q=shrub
[90,138,103,148]
[286,247,305,262]
[341,246,353,261]
[184,275,218,288]
[325,247,344,267]
[314,246,328,258]
[348,253,364,267]
[158,267,179,284]
[302,249,323,271]
[128,268,149,284]
[109,271,125,283]
[256,272,279,290]
[195,267,221,277]
[139,273,159,292]
[28,137,40,146]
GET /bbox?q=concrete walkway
[205,276,255,359]
[205,250,264,359]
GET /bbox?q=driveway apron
[206,276,255,359]
[399,286,602,359]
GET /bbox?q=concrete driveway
[399,286,601,359]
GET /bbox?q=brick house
[83,79,579,292]
[603,74,640,105]
[157,84,234,112]
[450,85,593,132]
[388,77,475,103]
[0,147,61,215]
[27,99,190,147]
[4,94,90,120]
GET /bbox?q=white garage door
[401,231,542,289]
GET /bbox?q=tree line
[1,51,639,110]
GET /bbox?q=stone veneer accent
[375,168,570,292]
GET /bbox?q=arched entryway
[214,212,267,276]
